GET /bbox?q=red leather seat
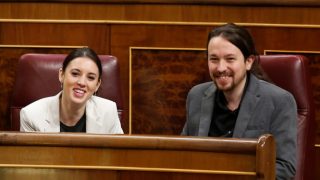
[260,55,315,180]
[10,53,124,131]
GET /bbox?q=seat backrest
[10,53,123,131]
[259,55,315,180]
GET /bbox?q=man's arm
[271,92,297,179]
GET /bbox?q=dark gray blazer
[182,74,297,180]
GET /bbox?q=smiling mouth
[214,72,232,80]
[216,75,230,79]
[73,88,86,97]
[214,74,232,86]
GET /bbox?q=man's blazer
[20,92,123,134]
[181,74,297,179]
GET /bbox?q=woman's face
[59,57,101,106]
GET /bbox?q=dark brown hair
[207,23,269,81]
[62,47,102,79]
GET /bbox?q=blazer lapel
[44,93,61,132]
[198,84,216,136]
[86,97,103,133]
[233,74,261,137]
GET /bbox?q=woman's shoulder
[22,95,57,111]
[90,96,117,107]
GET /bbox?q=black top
[208,75,249,137]
[60,112,86,132]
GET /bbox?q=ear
[58,68,64,83]
[245,56,255,71]
[95,79,101,92]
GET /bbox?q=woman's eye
[88,76,95,81]
[71,72,79,76]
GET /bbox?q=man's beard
[212,71,246,93]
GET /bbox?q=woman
[20,47,123,134]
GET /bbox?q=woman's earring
[94,91,97,96]
[60,83,63,89]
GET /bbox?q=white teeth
[218,76,229,79]
[74,89,85,94]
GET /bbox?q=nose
[216,60,227,72]
[77,77,86,86]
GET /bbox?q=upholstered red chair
[10,53,123,131]
[259,55,315,180]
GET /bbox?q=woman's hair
[62,47,103,79]
[207,23,269,81]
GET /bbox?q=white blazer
[20,92,123,134]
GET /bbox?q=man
[181,23,297,179]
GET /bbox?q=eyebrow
[71,69,98,76]
[224,54,236,58]
[209,54,236,58]
[209,54,218,58]
[88,73,97,77]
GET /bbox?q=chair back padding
[260,55,315,180]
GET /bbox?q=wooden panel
[111,24,210,133]
[0,132,276,180]
[3,0,320,6]
[1,3,320,25]
[131,48,208,134]
[0,22,110,52]
[0,168,255,180]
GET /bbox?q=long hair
[207,23,269,81]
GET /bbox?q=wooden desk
[0,132,275,180]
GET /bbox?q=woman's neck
[59,95,85,126]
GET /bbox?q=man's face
[207,36,253,94]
